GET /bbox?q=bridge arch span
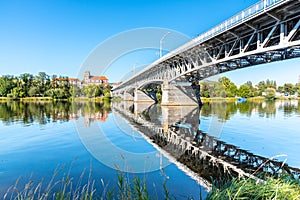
[113,0,300,105]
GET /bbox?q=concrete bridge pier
[161,80,202,106]
[134,89,155,103]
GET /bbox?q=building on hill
[83,71,108,86]
[56,77,82,87]
[68,78,82,87]
[55,71,108,87]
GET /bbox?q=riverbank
[1,96,298,103]
[0,96,111,102]
[201,96,299,103]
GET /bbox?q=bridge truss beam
[113,0,300,95]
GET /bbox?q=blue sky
[0,0,299,86]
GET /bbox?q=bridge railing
[113,0,288,90]
[195,0,286,43]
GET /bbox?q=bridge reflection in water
[112,102,300,184]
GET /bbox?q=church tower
[84,71,90,83]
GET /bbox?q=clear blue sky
[0,0,299,86]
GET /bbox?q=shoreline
[0,96,298,103]
[0,96,111,102]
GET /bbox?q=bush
[265,88,276,101]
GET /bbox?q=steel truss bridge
[113,0,300,93]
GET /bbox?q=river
[0,100,299,199]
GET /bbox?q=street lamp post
[160,32,171,58]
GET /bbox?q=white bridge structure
[112,0,300,105]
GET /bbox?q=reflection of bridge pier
[162,105,199,132]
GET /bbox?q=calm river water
[0,100,299,199]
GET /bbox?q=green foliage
[83,85,103,98]
[265,88,276,100]
[284,83,295,95]
[9,87,25,98]
[0,75,17,97]
[116,173,150,200]
[257,79,277,90]
[237,85,250,98]
[0,73,112,100]
[155,86,162,102]
[200,82,211,98]
[218,77,238,97]
[207,176,300,200]
[28,86,39,97]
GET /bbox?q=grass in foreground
[207,175,300,200]
[4,161,300,200]
[3,170,168,200]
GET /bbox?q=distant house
[83,71,108,86]
[56,77,81,87]
[68,78,82,87]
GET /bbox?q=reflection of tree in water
[199,101,298,121]
[280,101,299,117]
[257,101,276,118]
[0,101,111,126]
[200,102,236,121]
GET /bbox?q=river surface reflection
[0,100,299,198]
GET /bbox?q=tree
[9,87,25,98]
[257,81,266,91]
[200,82,211,98]
[218,77,237,97]
[71,86,81,97]
[0,75,17,97]
[237,85,250,98]
[284,83,294,95]
[35,72,50,96]
[243,81,258,97]
[265,88,276,100]
[19,73,34,97]
[278,86,284,93]
[294,83,300,96]
[28,87,39,97]
[82,85,103,98]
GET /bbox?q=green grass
[71,97,111,102]
[20,97,53,101]
[201,97,238,102]
[4,165,300,200]
[207,175,300,200]
[3,164,169,200]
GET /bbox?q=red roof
[68,78,80,81]
[56,78,80,81]
[90,76,108,80]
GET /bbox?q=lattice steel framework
[113,0,300,94]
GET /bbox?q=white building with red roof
[83,71,108,86]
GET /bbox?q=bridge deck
[113,0,300,93]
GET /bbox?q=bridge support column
[134,89,155,103]
[124,92,134,101]
[161,80,202,106]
